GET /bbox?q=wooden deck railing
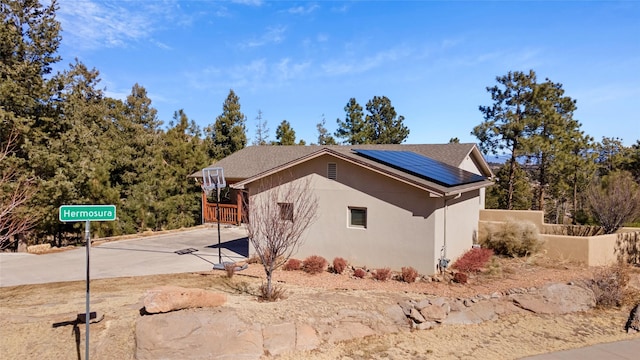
[202,192,242,225]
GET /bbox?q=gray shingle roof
[190,143,487,180]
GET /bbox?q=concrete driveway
[0,226,250,287]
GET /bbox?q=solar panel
[353,149,486,187]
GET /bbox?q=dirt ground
[1,256,639,360]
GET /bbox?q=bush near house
[401,266,418,283]
[332,257,348,274]
[302,255,328,275]
[353,268,367,278]
[587,264,633,308]
[480,220,543,257]
[373,268,391,281]
[283,258,301,271]
[452,248,494,273]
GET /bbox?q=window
[349,207,367,228]
[327,163,337,180]
[278,202,293,221]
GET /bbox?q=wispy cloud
[55,0,191,50]
[241,26,287,48]
[321,46,413,76]
[287,4,320,15]
[231,0,264,6]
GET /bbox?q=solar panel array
[353,149,486,187]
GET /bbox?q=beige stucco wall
[246,154,484,275]
[479,209,640,266]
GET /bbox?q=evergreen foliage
[205,89,247,159]
[274,120,297,145]
[335,96,409,144]
[316,116,336,145]
[252,109,269,146]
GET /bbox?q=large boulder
[142,286,226,314]
[136,308,263,360]
[510,283,595,314]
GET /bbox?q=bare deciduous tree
[588,171,640,234]
[1,131,37,250]
[243,175,318,300]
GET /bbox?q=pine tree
[335,98,367,144]
[316,116,336,145]
[473,70,537,210]
[365,95,409,144]
[252,109,269,146]
[157,109,208,229]
[275,120,297,145]
[206,89,247,159]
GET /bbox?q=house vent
[327,163,337,180]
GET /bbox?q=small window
[278,203,293,221]
[327,163,337,180]
[349,207,367,228]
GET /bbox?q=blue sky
[52,0,639,150]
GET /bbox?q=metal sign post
[59,205,116,360]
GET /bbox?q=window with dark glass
[349,207,367,228]
[279,202,293,221]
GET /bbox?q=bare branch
[1,130,38,250]
[243,174,318,300]
[588,171,640,234]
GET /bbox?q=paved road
[520,338,640,359]
[0,226,249,287]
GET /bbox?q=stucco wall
[246,154,484,275]
[479,209,640,266]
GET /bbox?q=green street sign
[59,205,116,222]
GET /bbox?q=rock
[415,321,436,330]
[419,304,448,322]
[325,322,375,343]
[386,305,409,326]
[625,303,640,333]
[136,308,263,360]
[510,283,595,314]
[295,323,321,351]
[143,286,226,314]
[263,323,296,356]
[409,308,426,323]
[415,299,431,311]
[491,292,502,299]
[398,300,414,316]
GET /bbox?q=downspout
[439,193,462,272]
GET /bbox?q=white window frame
[348,207,367,229]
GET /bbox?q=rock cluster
[135,282,599,359]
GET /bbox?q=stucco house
[193,144,493,275]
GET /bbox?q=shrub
[302,255,328,275]
[587,264,630,308]
[372,267,391,281]
[401,266,418,283]
[224,262,237,278]
[452,248,494,273]
[480,220,543,257]
[259,283,287,302]
[332,257,348,274]
[283,258,302,271]
[353,268,367,279]
[453,272,468,284]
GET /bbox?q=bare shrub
[283,258,302,271]
[259,283,287,302]
[587,264,630,308]
[480,220,543,257]
[302,255,327,275]
[452,248,494,273]
[332,257,348,274]
[588,171,640,234]
[401,266,418,283]
[244,175,318,300]
[224,263,237,278]
[353,268,367,279]
[373,267,391,281]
